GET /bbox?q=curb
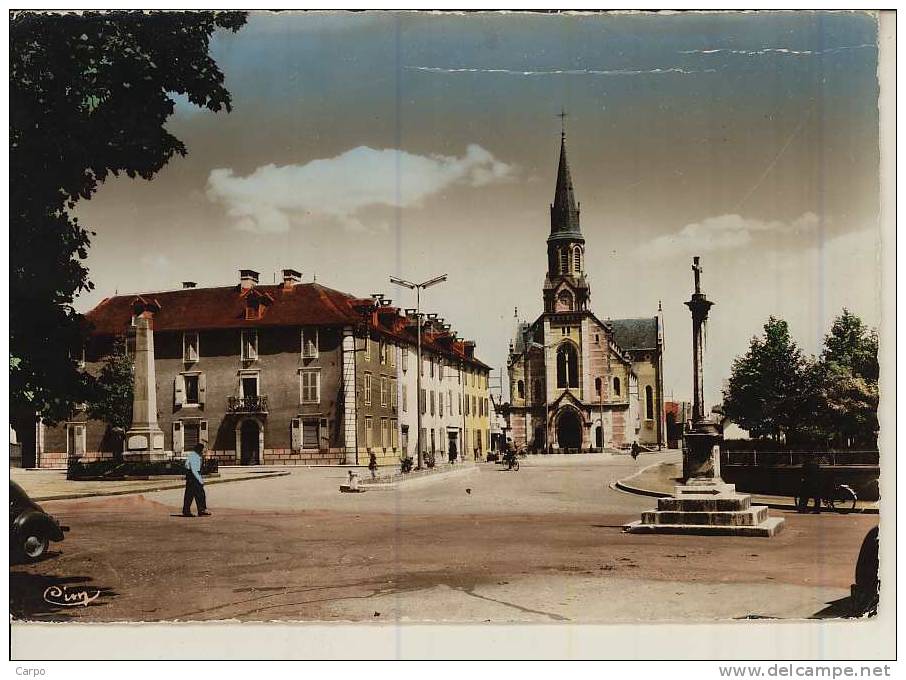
[33,471,291,502]
[360,464,479,490]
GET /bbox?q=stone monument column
[124,303,169,462]
[624,256,784,536]
[682,256,722,484]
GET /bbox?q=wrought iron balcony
[227,395,269,413]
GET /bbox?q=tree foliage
[86,337,134,454]
[722,310,879,447]
[722,317,811,441]
[814,309,880,446]
[10,10,246,426]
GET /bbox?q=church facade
[506,131,666,451]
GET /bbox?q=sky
[71,10,882,408]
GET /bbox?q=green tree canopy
[816,309,879,446]
[722,317,812,441]
[86,336,134,456]
[10,10,246,428]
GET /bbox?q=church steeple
[549,127,581,238]
[543,121,589,314]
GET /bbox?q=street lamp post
[390,273,447,470]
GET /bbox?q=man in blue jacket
[182,442,211,517]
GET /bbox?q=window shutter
[174,375,185,407]
[173,421,184,454]
[200,420,208,443]
[291,417,301,450]
[198,373,206,405]
[75,425,86,455]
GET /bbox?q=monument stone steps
[641,505,769,527]
[623,517,784,537]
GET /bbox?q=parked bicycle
[795,483,858,514]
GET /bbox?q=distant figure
[347,470,360,491]
[368,452,378,479]
[630,441,641,460]
[182,443,210,517]
[798,457,822,513]
[448,440,458,465]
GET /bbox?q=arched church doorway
[239,419,261,465]
[595,424,603,449]
[556,409,582,450]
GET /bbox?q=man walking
[182,442,210,517]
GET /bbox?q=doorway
[240,419,261,465]
[556,409,582,450]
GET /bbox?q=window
[458,395,462,415]
[472,395,477,415]
[465,395,470,415]
[184,375,200,405]
[613,376,621,396]
[595,377,602,398]
[302,420,320,449]
[438,391,443,414]
[448,390,453,415]
[430,358,435,378]
[300,370,320,404]
[379,341,387,365]
[381,418,389,448]
[559,248,569,274]
[402,384,408,412]
[646,385,655,420]
[573,246,582,272]
[389,344,396,368]
[556,343,579,388]
[420,388,426,414]
[184,422,201,450]
[241,329,258,360]
[365,417,373,447]
[240,373,259,397]
[183,332,199,362]
[595,333,600,344]
[391,378,398,409]
[364,373,372,406]
[380,376,389,407]
[363,335,370,361]
[302,328,319,358]
[561,326,570,336]
[402,347,408,372]
[430,390,435,416]
[517,379,525,399]
[390,419,398,449]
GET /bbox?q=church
[506,128,666,452]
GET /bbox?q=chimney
[239,269,259,290]
[282,268,302,289]
[182,281,197,289]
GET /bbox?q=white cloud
[645,212,819,258]
[407,66,715,76]
[206,144,515,234]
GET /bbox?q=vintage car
[9,481,68,562]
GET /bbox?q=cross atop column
[692,255,703,294]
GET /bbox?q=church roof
[610,317,660,351]
[548,131,582,240]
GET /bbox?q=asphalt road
[10,452,875,623]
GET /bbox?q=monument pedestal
[123,427,169,462]
[623,481,784,537]
[625,421,784,537]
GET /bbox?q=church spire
[550,120,581,238]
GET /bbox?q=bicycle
[795,483,858,514]
[506,457,520,472]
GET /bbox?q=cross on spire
[556,108,568,140]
